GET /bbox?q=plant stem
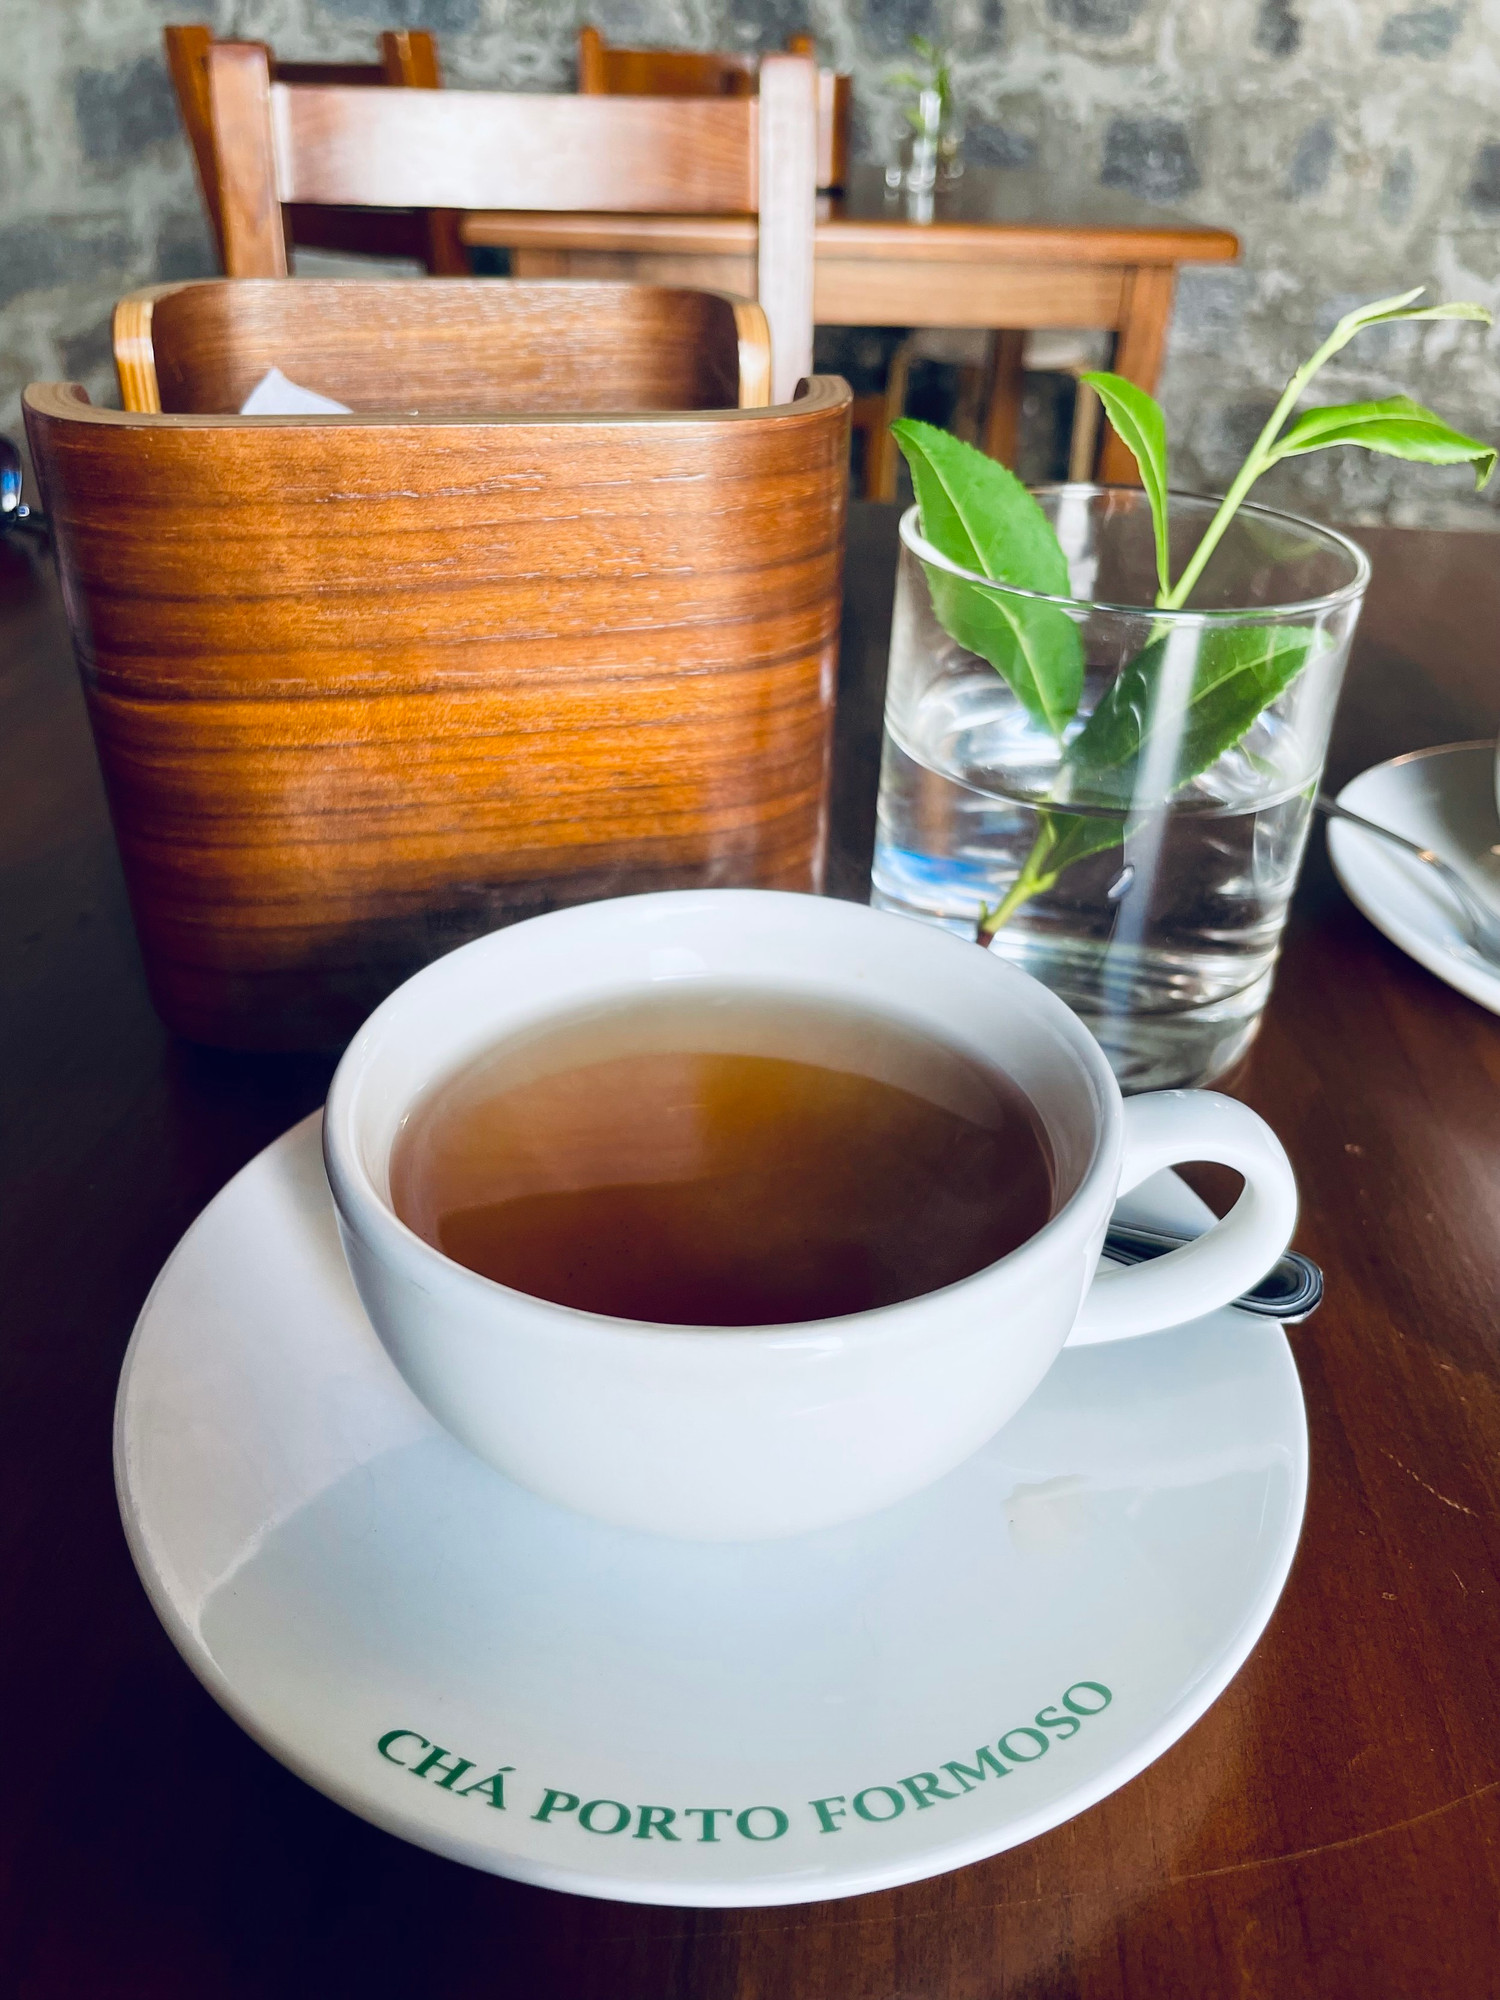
[977,820,1059,942]
[1156,320,1356,612]
[988,325,1336,926]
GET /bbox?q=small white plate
[1330,740,1500,1016]
[116,1115,1307,1908]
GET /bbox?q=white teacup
[324,890,1298,1541]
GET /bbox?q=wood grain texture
[505,242,1126,330]
[815,68,851,191]
[577,23,609,92]
[478,186,1214,489]
[465,203,1238,269]
[271,79,760,215]
[577,27,758,98]
[378,30,468,278]
[205,46,816,418]
[3,510,1500,1996]
[111,279,763,417]
[578,25,849,190]
[730,299,773,408]
[166,24,460,274]
[470,184,1227,490]
[111,291,165,415]
[164,25,226,263]
[23,377,849,1048]
[206,43,289,278]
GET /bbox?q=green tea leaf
[894,418,1084,737]
[1324,290,1491,347]
[1062,623,1319,807]
[1162,290,1492,610]
[981,625,1319,938]
[1266,396,1497,489]
[1034,809,1128,878]
[1079,371,1171,599]
[892,418,1071,592]
[921,563,1084,740]
[976,807,1124,938]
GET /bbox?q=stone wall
[5,0,1499,526]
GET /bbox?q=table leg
[1100,264,1177,485]
[1068,376,1103,482]
[848,393,890,499]
[980,329,1026,466]
[868,338,916,503]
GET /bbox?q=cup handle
[1066,1091,1299,1347]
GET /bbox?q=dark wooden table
[471,163,1239,483]
[4,506,1500,1997]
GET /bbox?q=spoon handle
[1102,1224,1323,1321]
[1314,791,1432,862]
[1315,788,1500,964]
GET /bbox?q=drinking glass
[872,487,1370,1090]
[901,86,942,193]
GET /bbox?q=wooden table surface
[4,505,1500,1997]
[468,164,1238,485]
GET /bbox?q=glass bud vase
[872,487,1370,1091]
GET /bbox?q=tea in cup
[324,890,1297,1539]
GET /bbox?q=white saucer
[1330,740,1500,1015]
[116,1114,1307,1908]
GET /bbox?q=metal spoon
[1315,790,1500,966]
[1102,1223,1323,1321]
[0,435,45,534]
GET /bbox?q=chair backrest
[163,24,466,274]
[111,279,772,415]
[577,25,757,98]
[578,25,849,190]
[205,42,817,402]
[23,376,850,1048]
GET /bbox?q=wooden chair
[869,327,1113,499]
[111,279,772,416]
[164,25,467,277]
[23,370,849,1049]
[578,25,850,192]
[201,42,817,405]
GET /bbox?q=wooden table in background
[3,507,1499,1997]
[464,166,1238,482]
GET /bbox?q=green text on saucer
[375,1679,1112,1844]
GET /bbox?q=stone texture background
[5,0,1500,525]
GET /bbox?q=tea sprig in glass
[893,289,1495,940]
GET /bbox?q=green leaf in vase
[965,284,1494,940]
[1078,371,1171,599]
[1318,288,1492,341]
[1060,622,1321,808]
[976,807,1125,936]
[976,626,1319,939]
[1265,396,1497,488]
[892,418,1084,738]
[1159,291,1493,610]
[920,566,1086,743]
[892,417,1070,588]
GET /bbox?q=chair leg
[846,393,887,494]
[421,210,470,275]
[980,329,1026,466]
[1067,374,1103,483]
[869,335,916,503]
[951,364,986,447]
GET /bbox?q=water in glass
[871,491,1368,1090]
